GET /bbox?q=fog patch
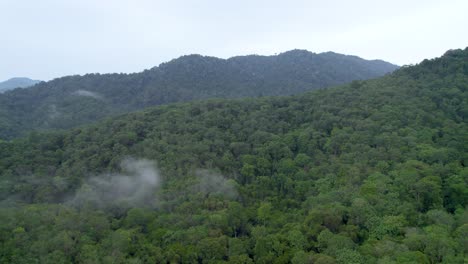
[72,89,103,100]
[192,170,238,199]
[48,104,61,119]
[69,158,160,209]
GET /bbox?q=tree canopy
[0,50,397,139]
[0,48,466,263]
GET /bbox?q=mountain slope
[0,77,41,93]
[0,50,398,139]
[0,48,465,263]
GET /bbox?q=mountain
[0,50,398,139]
[0,77,41,93]
[0,48,466,263]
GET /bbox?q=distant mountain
[0,50,398,139]
[0,77,41,93]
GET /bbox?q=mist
[69,158,160,209]
[72,89,103,100]
[47,104,61,120]
[192,169,238,200]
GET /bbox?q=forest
[0,50,397,139]
[0,48,466,263]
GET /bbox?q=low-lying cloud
[192,170,238,199]
[69,158,160,209]
[72,89,103,100]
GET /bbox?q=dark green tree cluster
[0,48,466,263]
[0,50,397,139]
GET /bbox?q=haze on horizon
[1,0,467,81]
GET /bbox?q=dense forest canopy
[0,50,397,140]
[0,48,466,263]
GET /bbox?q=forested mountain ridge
[0,50,397,139]
[0,77,41,93]
[0,48,466,263]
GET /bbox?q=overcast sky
[1,0,467,81]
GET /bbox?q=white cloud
[72,90,103,100]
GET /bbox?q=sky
[1,0,467,81]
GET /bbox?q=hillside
[0,50,398,139]
[0,77,41,93]
[0,48,466,263]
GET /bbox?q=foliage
[0,50,397,139]
[0,48,466,263]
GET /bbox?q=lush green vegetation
[0,50,397,139]
[0,48,466,263]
